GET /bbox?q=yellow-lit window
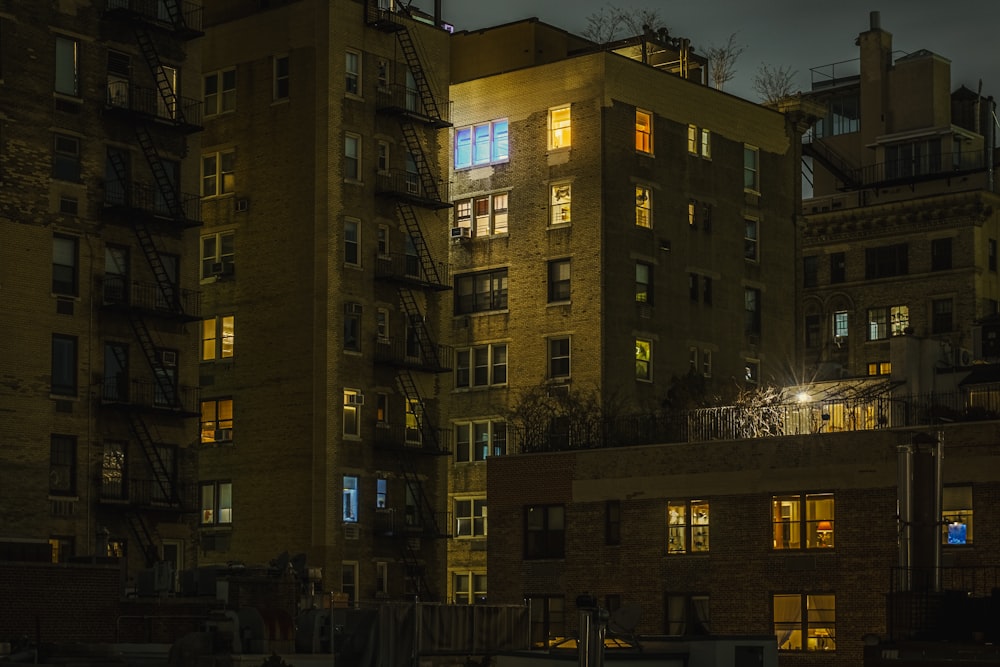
[635,110,652,153]
[667,500,709,553]
[201,398,233,443]
[549,106,571,149]
[343,389,361,437]
[688,200,696,227]
[550,183,571,224]
[687,124,698,154]
[867,361,891,376]
[700,128,711,158]
[772,493,834,549]
[774,594,835,652]
[635,339,651,381]
[942,485,973,545]
[635,186,651,228]
[202,315,235,360]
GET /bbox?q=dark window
[803,256,818,287]
[689,273,698,302]
[830,252,846,283]
[549,338,570,379]
[865,243,908,279]
[932,299,953,334]
[990,239,998,272]
[606,500,621,546]
[344,303,361,351]
[53,134,81,181]
[525,504,565,559]
[50,435,77,496]
[931,238,952,271]
[273,55,289,99]
[53,235,79,295]
[805,314,821,349]
[548,259,570,302]
[635,262,653,304]
[744,288,761,336]
[455,269,508,314]
[51,335,77,396]
[527,595,565,648]
[665,594,710,636]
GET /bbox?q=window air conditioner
[211,261,235,276]
[215,428,233,441]
[160,351,177,366]
[406,180,420,195]
[450,227,471,240]
[234,198,249,212]
[345,393,365,406]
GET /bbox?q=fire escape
[98,0,203,566]
[367,0,452,601]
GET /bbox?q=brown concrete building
[444,19,812,606]
[0,2,203,582]
[802,12,1000,381]
[197,0,453,602]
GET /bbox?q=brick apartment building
[444,19,815,605]
[196,0,453,602]
[802,12,1000,381]
[0,1,203,581]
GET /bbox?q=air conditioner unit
[211,261,235,277]
[160,350,177,366]
[234,198,249,212]
[215,428,233,441]
[450,227,470,240]
[956,347,972,366]
[345,393,365,406]
[406,180,420,195]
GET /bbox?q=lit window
[49,435,77,496]
[635,186,652,228]
[201,399,234,443]
[455,269,507,314]
[548,259,571,302]
[549,106,571,149]
[376,478,387,508]
[344,219,360,266]
[635,262,652,304]
[405,398,421,444]
[942,485,973,545]
[774,594,835,652]
[455,192,510,237]
[455,498,487,537]
[273,54,289,100]
[51,335,78,397]
[772,493,834,549]
[55,36,79,96]
[745,359,760,384]
[53,134,81,181]
[201,315,235,360]
[525,505,565,559]
[345,50,361,95]
[343,389,362,437]
[492,193,509,234]
[454,572,487,605]
[345,133,361,181]
[833,311,848,339]
[455,345,507,389]
[201,481,233,525]
[550,184,571,225]
[867,361,891,376]
[200,231,235,279]
[635,339,651,381]
[701,350,712,377]
[667,500,709,553]
[700,129,711,158]
[204,68,236,116]
[454,119,508,169]
[342,476,359,523]
[202,150,235,196]
[687,124,698,154]
[744,218,759,261]
[744,144,759,191]
[688,200,696,228]
[53,234,79,295]
[867,305,909,340]
[549,337,570,379]
[635,110,653,153]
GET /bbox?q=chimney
[870,10,880,31]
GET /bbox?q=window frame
[547,259,571,303]
[772,493,835,550]
[344,218,360,266]
[930,237,953,271]
[345,133,362,182]
[53,134,81,182]
[549,183,572,226]
[200,230,235,279]
[635,185,652,228]
[53,234,79,296]
[942,484,973,546]
[455,192,510,237]
[200,398,234,443]
[201,314,235,361]
[548,336,571,380]
[49,434,77,497]
[55,35,79,96]
[454,420,507,461]
[931,298,954,334]
[342,475,359,523]
[201,150,235,197]
[524,504,565,560]
[345,49,361,96]
[453,571,488,605]
[743,144,759,191]
[548,105,571,150]
[635,109,653,154]
[635,338,652,381]
[867,304,909,340]
[635,262,653,304]
[454,119,508,169]
[773,593,836,652]
[200,481,233,525]
[454,269,508,314]
[454,497,488,538]
[744,218,759,262]
[51,334,78,397]
[744,287,762,337]
[343,389,362,437]
[667,499,710,554]
[203,68,236,116]
[273,54,289,100]
[454,345,508,389]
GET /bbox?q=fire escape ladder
[395,202,440,286]
[107,146,131,206]
[802,138,860,189]
[398,287,439,369]
[125,411,177,507]
[399,121,440,202]
[394,370,442,524]
[400,535,432,600]
[134,124,182,220]
[127,314,179,409]
[133,221,178,313]
[125,510,160,566]
[394,26,440,122]
[161,0,185,31]
[134,26,182,125]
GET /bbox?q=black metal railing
[100,377,200,414]
[374,252,448,288]
[376,84,450,124]
[99,276,201,317]
[887,566,1000,642]
[103,0,204,33]
[103,179,202,225]
[106,82,202,128]
[375,169,449,204]
[373,336,452,371]
[373,423,451,454]
[99,477,196,509]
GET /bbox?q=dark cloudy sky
[440,1,1000,102]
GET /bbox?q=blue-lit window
[343,475,359,523]
[455,120,508,169]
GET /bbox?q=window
[833,311,848,339]
[689,274,699,302]
[201,481,233,525]
[803,256,818,287]
[635,339,651,381]
[774,594,836,652]
[201,399,234,443]
[344,219,360,266]
[667,500,709,554]
[772,493,834,549]
[703,277,712,305]
[744,219,759,261]
[942,485,973,545]
[700,129,711,158]
[867,361,891,376]
[344,302,361,351]
[345,133,361,181]
[548,259,570,302]
[687,124,698,154]
[51,335,77,396]
[375,478,387,508]
[931,238,952,271]
[455,498,487,537]
[689,200,712,232]
[49,435,76,496]
[273,54,289,99]
[454,572,487,604]
[455,192,509,237]
[53,234,79,295]
[55,36,79,96]
[342,476,359,523]
[528,595,566,647]
[455,345,507,389]
[743,145,759,191]
[204,68,236,115]
[744,288,761,336]
[665,594,710,636]
[455,420,507,461]
[548,337,570,379]
[454,119,508,169]
[345,50,360,95]
[53,134,81,182]
[702,350,712,377]
[990,239,997,272]
[550,183,571,225]
[201,315,235,360]
[202,150,235,196]
[455,269,508,314]
[548,106,571,149]
[865,243,908,279]
[932,298,953,334]
[635,110,653,153]
[200,231,235,279]
[635,262,652,304]
[830,252,846,283]
[606,500,621,546]
[343,389,361,437]
[525,504,565,559]
[805,314,820,349]
[341,561,357,605]
[867,305,909,340]
[635,186,652,228]
[745,359,759,384]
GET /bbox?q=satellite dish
[608,603,642,635]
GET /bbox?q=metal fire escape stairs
[802,138,861,190]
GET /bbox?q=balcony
[376,84,451,128]
[374,170,450,209]
[99,477,196,511]
[100,377,201,416]
[372,507,451,539]
[102,0,204,37]
[99,276,201,320]
[103,179,202,227]
[105,82,203,132]
[373,422,451,455]
[373,336,452,372]
[373,252,449,290]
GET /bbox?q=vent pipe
[870,10,881,30]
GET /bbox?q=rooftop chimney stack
[870,10,881,31]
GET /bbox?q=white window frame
[454,497,487,538]
[345,133,362,182]
[455,344,507,389]
[345,49,361,96]
[453,571,487,605]
[200,398,234,443]
[200,481,233,525]
[454,119,509,169]
[635,109,653,154]
[455,192,510,237]
[744,144,760,192]
[202,150,235,197]
[204,68,236,116]
[342,476,359,523]
[548,336,571,379]
[200,231,235,279]
[454,420,507,462]
[635,338,652,381]
[548,105,571,150]
[636,185,652,228]
[273,54,289,100]
[744,218,759,262]
[550,183,571,225]
[344,218,360,266]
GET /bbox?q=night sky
[440,0,1000,102]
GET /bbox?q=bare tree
[581,4,668,44]
[752,63,798,104]
[705,32,746,91]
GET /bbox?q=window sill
[199,524,233,532]
[345,92,364,102]
[271,98,290,106]
[548,222,571,230]
[547,300,571,307]
[201,192,236,201]
[343,178,364,185]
